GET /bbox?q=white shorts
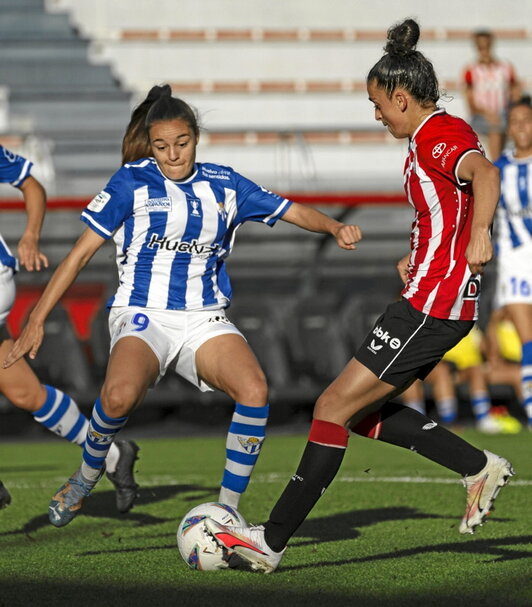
[0,265,15,327]
[108,306,244,391]
[496,243,532,306]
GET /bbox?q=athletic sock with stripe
[264,419,348,553]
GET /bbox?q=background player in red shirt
[206,18,514,573]
[463,30,521,161]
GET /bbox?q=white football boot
[460,450,514,534]
[205,520,285,573]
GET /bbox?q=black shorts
[355,298,474,388]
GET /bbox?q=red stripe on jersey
[401,111,481,321]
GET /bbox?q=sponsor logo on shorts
[432,142,446,158]
[88,190,111,212]
[368,325,402,354]
[422,421,438,430]
[208,314,231,325]
[145,197,172,212]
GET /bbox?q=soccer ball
[177,502,247,571]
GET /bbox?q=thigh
[195,333,267,402]
[314,357,400,426]
[102,336,160,412]
[177,308,250,393]
[0,337,44,410]
[504,303,532,344]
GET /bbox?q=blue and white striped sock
[220,403,269,507]
[82,398,128,480]
[471,391,491,420]
[521,341,532,425]
[435,396,458,424]
[33,385,88,446]
[405,399,425,415]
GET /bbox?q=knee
[4,384,46,412]
[314,387,341,422]
[231,372,268,406]
[100,382,140,418]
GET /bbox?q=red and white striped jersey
[402,110,484,320]
[463,61,517,116]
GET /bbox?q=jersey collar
[410,108,446,143]
[153,161,199,183]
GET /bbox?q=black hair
[473,29,493,39]
[366,18,439,107]
[144,84,199,136]
[508,94,531,112]
[121,84,199,164]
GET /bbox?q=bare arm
[3,227,106,367]
[396,252,411,284]
[17,176,49,272]
[457,152,500,275]
[281,202,362,250]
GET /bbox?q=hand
[333,224,362,250]
[396,253,411,284]
[17,236,49,272]
[2,320,44,368]
[465,229,493,275]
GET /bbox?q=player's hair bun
[146,84,173,103]
[385,19,420,56]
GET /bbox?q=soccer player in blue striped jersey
[0,145,139,512]
[4,85,362,527]
[494,96,532,427]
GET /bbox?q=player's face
[507,105,532,154]
[367,81,409,139]
[149,118,198,181]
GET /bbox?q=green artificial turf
[0,430,530,606]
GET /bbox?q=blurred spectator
[493,96,532,428]
[462,29,521,160]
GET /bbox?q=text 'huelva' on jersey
[147,234,221,259]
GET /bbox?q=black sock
[264,441,346,552]
[351,402,487,477]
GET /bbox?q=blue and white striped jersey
[81,160,292,310]
[495,150,532,255]
[0,145,34,271]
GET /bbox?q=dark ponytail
[121,84,199,164]
[367,19,439,107]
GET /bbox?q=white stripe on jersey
[449,265,473,319]
[187,180,221,309]
[11,159,31,187]
[403,165,443,305]
[145,181,187,309]
[80,211,113,237]
[264,198,290,223]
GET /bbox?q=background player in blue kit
[493,96,532,427]
[4,85,362,527]
[0,145,138,513]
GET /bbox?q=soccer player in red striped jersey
[206,18,515,573]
